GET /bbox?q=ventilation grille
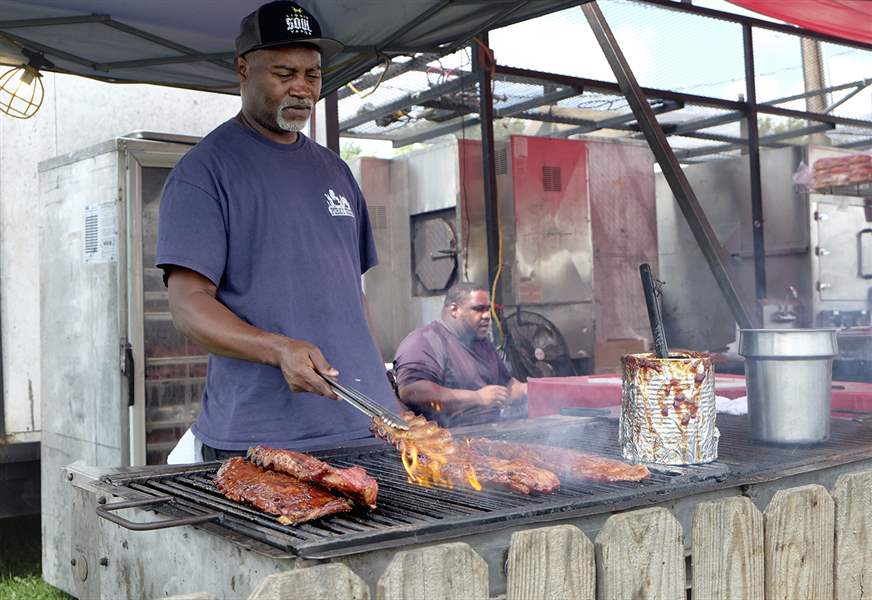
[84,212,99,256]
[495,148,508,175]
[370,205,388,230]
[542,165,562,192]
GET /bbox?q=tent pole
[473,34,501,307]
[743,23,767,306]
[581,0,758,330]
[325,91,340,155]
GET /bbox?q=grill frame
[97,415,872,560]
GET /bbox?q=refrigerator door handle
[120,339,134,407]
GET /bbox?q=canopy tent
[727,0,872,47]
[0,0,582,95]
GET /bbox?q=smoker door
[814,198,871,303]
[124,143,205,465]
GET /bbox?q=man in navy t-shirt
[156,1,401,459]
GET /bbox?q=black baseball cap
[236,1,344,58]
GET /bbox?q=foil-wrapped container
[620,352,719,465]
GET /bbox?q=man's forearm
[170,286,285,366]
[398,380,480,410]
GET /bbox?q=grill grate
[102,415,872,559]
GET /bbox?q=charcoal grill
[90,415,872,560]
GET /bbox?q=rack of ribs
[214,457,352,525]
[467,439,650,483]
[246,445,378,508]
[371,411,560,495]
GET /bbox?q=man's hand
[475,384,509,407]
[275,338,339,400]
[507,379,528,404]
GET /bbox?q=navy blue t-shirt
[156,118,401,450]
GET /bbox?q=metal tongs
[317,371,409,430]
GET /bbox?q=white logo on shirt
[325,189,353,217]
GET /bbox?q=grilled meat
[371,411,560,495]
[467,439,650,483]
[214,457,352,525]
[246,445,378,508]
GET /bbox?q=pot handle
[96,496,222,531]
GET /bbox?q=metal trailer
[38,133,203,593]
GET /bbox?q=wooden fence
[168,469,872,600]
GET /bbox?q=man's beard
[275,100,312,132]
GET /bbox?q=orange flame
[399,439,482,491]
[465,465,482,491]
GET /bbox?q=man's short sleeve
[156,175,227,286]
[393,329,444,388]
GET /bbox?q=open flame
[399,440,482,491]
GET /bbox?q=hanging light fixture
[0,48,53,119]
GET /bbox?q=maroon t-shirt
[393,320,514,427]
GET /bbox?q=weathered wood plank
[376,542,488,600]
[248,564,368,600]
[764,484,834,600]
[691,496,763,600]
[833,470,872,600]
[595,506,685,600]
[506,524,594,600]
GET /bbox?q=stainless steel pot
[739,329,838,444]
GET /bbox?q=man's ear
[236,55,249,82]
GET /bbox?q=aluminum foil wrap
[620,353,719,465]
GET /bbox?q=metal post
[581,0,757,329]
[744,24,766,305]
[473,33,501,303]
[325,91,340,155]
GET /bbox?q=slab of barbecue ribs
[214,457,352,525]
[371,411,560,495]
[467,439,650,483]
[246,445,378,508]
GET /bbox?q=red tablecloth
[527,374,872,418]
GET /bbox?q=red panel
[727,0,872,46]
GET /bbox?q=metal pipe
[556,99,683,137]
[638,0,872,53]
[325,92,340,154]
[676,123,835,158]
[826,80,871,114]
[581,0,756,329]
[744,23,766,303]
[496,64,746,110]
[388,86,580,145]
[339,77,469,131]
[474,34,501,304]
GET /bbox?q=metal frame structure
[328,0,872,328]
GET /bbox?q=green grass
[0,515,72,600]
